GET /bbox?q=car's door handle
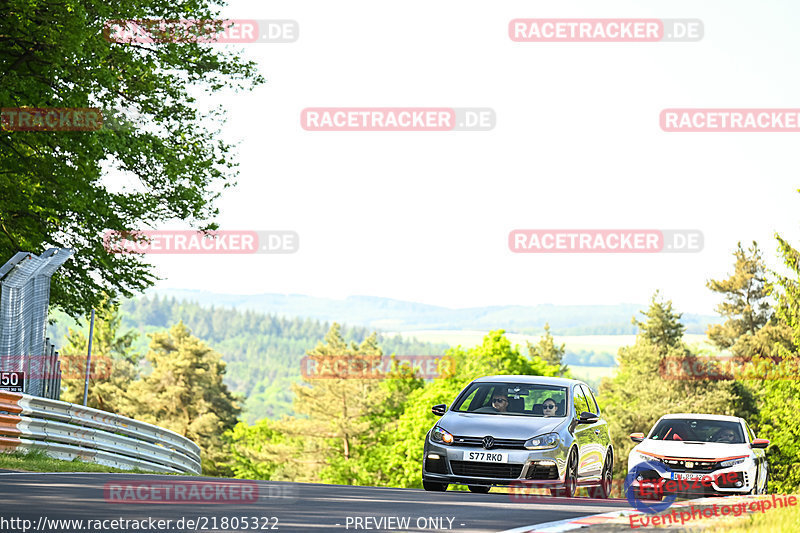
[594,429,601,435]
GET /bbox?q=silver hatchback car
[422,375,613,497]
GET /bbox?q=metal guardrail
[0,391,201,474]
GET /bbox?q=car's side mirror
[577,411,599,424]
[431,404,447,416]
[629,432,645,443]
[751,438,770,449]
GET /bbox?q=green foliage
[632,292,686,350]
[120,323,240,476]
[600,293,755,481]
[0,447,171,474]
[0,0,263,318]
[225,324,425,484]
[754,232,800,492]
[706,242,773,350]
[59,296,140,412]
[226,418,291,481]
[527,323,568,375]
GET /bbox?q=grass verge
[0,448,174,474]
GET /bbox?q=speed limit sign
[0,371,24,392]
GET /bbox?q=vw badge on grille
[482,436,494,449]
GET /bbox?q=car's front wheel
[550,448,578,497]
[468,485,491,493]
[750,466,769,495]
[588,449,613,498]
[423,480,448,492]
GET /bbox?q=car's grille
[451,436,527,450]
[526,464,558,480]
[449,461,524,479]
[659,458,717,473]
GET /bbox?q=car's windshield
[649,418,745,444]
[452,383,568,417]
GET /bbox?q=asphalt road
[0,473,632,533]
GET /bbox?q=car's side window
[573,387,590,418]
[581,385,600,415]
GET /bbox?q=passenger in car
[712,428,737,443]
[542,398,557,417]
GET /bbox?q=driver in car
[713,428,737,443]
[490,393,508,413]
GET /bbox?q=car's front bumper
[422,439,570,487]
[627,462,757,497]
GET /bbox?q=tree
[632,291,685,351]
[600,293,755,482]
[527,323,568,375]
[121,322,240,476]
[706,242,773,350]
[754,230,800,492]
[290,324,387,484]
[224,324,423,485]
[0,0,264,318]
[59,295,140,412]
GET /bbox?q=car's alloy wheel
[589,449,613,498]
[551,448,578,497]
[423,480,448,492]
[467,485,491,494]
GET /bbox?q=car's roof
[471,375,583,387]
[659,413,744,423]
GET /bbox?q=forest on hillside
[50,296,450,422]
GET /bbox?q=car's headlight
[636,453,656,463]
[525,432,560,450]
[720,458,746,468]
[431,426,454,444]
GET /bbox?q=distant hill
[150,289,720,335]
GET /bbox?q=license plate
[671,472,707,481]
[464,451,508,463]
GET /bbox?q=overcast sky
[138,0,800,315]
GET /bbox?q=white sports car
[627,413,769,498]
